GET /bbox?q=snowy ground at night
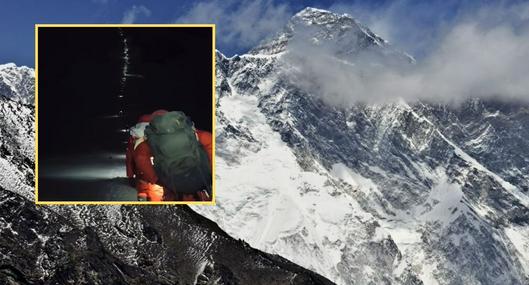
[39,153,137,201]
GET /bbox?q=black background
[38,27,213,155]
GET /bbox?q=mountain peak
[294,7,335,17]
[249,6,388,56]
[0,62,18,70]
[0,62,35,104]
[290,6,359,32]
[292,7,356,25]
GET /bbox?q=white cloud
[175,0,292,52]
[121,5,152,24]
[327,1,467,59]
[281,2,529,106]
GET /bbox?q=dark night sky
[38,27,213,155]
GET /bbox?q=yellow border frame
[35,24,216,206]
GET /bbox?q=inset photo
[36,25,215,204]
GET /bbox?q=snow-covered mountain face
[195,7,529,285]
[0,93,34,201]
[0,65,332,284]
[0,63,35,198]
[0,63,34,105]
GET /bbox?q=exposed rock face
[0,190,333,285]
[0,64,333,284]
[195,7,529,285]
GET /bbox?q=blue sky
[1,0,525,67]
[3,0,332,66]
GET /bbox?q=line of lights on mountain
[116,28,129,139]
[118,28,128,109]
[115,29,144,140]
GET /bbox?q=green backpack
[145,111,211,194]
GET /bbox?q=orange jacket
[130,140,159,184]
[126,136,135,178]
[196,129,212,167]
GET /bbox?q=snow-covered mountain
[0,63,34,105]
[0,69,332,283]
[194,7,529,285]
[2,6,529,285]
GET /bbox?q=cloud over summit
[175,0,291,53]
[281,3,529,106]
[121,5,151,24]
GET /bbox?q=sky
[1,0,313,66]
[2,0,520,67]
[3,0,528,104]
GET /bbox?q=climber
[126,109,169,185]
[145,111,213,202]
[126,114,164,201]
[126,114,151,185]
